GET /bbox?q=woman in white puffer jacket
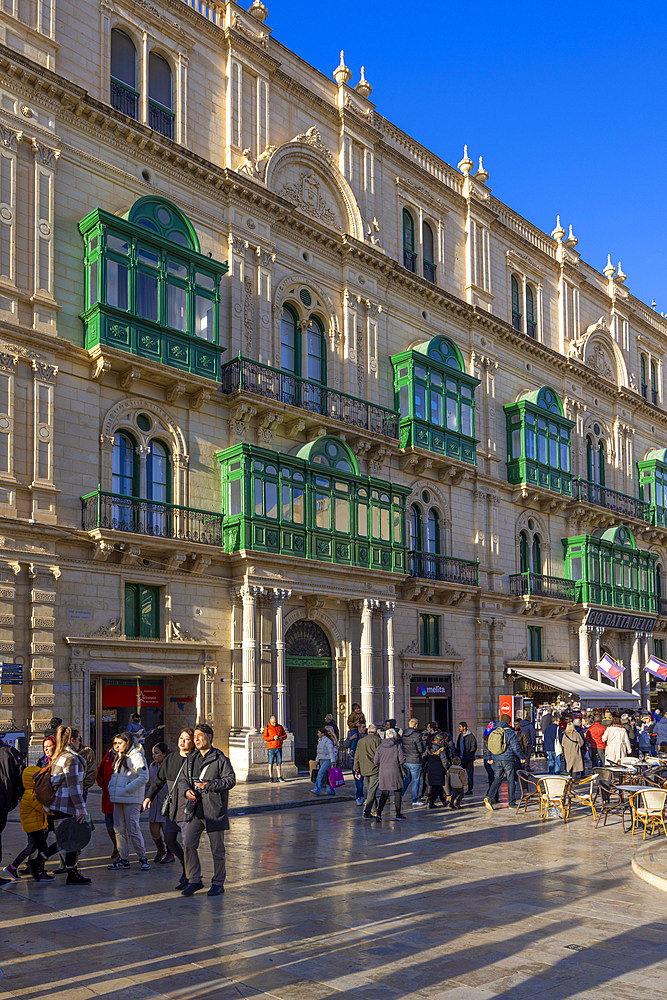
[107,732,150,871]
[602,719,631,764]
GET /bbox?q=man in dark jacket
[178,723,236,897]
[354,724,381,818]
[454,721,477,795]
[484,715,525,810]
[400,718,424,805]
[0,742,21,888]
[542,713,564,773]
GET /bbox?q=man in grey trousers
[354,723,382,818]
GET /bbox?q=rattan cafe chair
[537,775,571,822]
[629,788,667,840]
[567,775,598,821]
[515,770,539,814]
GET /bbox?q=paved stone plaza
[0,776,665,1000]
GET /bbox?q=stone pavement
[0,774,666,1000]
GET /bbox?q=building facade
[0,0,664,776]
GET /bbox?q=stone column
[591,629,602,681]
[578,625,590,677]
[630,633,643,700]
[239,585,262,731]
[360,599,377,723]
[272,587,291,727]
[29,564,59,748]
[384,601,396,720]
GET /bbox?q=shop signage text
[584,609,655,633]
[410,679,452,699]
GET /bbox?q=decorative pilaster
[69,660,85,732]
[272,588,291,726]
[28,564,59,746]
[31,139,60,334]
[360,598,379,722]
[239,585,263,730]
[384,601,396,720]
[578,625,591,678]
[0,578,17,732]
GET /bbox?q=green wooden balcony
[82,490,223,546]
[572,580,657,614]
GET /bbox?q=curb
[631,842,667,893]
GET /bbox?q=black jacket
[454,731,477,764]
[401,727,424,764]
[426,746,449,785]
[146,751,190,823]
[177,747,236,832]
[0,745,21,815]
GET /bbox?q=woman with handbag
[311,728,337,796]
[145,742,170,863]
[48,725,91,885]
[143,728,194,890]
[107,732,149,871]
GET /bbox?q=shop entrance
[286,620,332,768]
[409,676,452,736]
[90,676,164,760]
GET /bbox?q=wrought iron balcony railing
[574,479,650,522]
[423,261,436,283]
[110,79,138,119]
[403,249,417,272]
[148,101,174,139]
[82,490,223,546]
[409,551,479,586]
[220,356,400,439]
[509,571,576,602]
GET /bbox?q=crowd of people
[0,717,235,898]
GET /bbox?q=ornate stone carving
[32,617,54,629]
[291,126,333,162]
[0,641,14,652]
[31,360,58,381]
[31,139,61,167]
[119,367,140,391]
[90,356,111,381]
[255,246,276,269]
[0,126,21,149]
[92,540,114,562]
[278,172,339,230]
[230,402,257,440]
[588,344,614,381]
[243,277,255,350]
[237,149,258,177]
[190,388,212,411]
[401,638,419,655]
[258,412,283,442]
[0,352,17,371]
[231,12,268,48]
[169,620,200,641]
[229,234,248,256]
[88,618,121,638]
[31,642,55,655]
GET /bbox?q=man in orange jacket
[262,716,287,783]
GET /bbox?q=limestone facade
[0,1,664,776]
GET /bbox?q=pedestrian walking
[96,745,118,861]
[454,721,477,795]
[312,728,337,796]
[401,718,425,806]
[262,716,287,783]
[343,721,365,804]
[426,734,449,809]
[484,715,525,811]
[49,725,91,885]
[0,740,22,888]
[445,756,468,809]
[562,722,585,778]
[145,742,170,862]
[542,713,564,774]
[143,728,194,890]
[354,723,381,818]
[585,714,607,768]
[3,764,57,882]
[324,713,339,739]
[602,718,631,763]
[177,723,236,898]
[107,732,150,871]
[517,717,536,771]
[373,728,406,822]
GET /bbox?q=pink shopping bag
[328,766,345,788]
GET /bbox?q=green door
[307,667,332,760]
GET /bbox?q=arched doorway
[286,620,332,767]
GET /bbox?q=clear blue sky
[259,0,666,311]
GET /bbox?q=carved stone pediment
[567,316,626,387]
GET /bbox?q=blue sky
[260,0,666,310]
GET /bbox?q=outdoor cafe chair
[594,779,625,828]
[567,775,598,821]
[515,770,539,814]
[629,788,667,840]
[537,775,571,822]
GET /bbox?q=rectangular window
[335,496,349,533]
[136,270,158,321]
[315,493,329,530]
[528,625,542,662]
[419,613,440,655]
[124,583,160,639]
[414,383,426,420]
[89,260,99,307]
[195,295,214,341]
[655,639,664,660]
[399,383,409,418]
[167,283,187,331]
[229,479,241,516]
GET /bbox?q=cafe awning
[506,666,640,705]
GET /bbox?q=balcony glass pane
[107,260,128,310]
[137,271,158,321]
[167,283,187,331]
[265,481,278,519]
[335,497,349,533]
[293,488,304,524]
[316,493,329,529]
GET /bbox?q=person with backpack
[3,764,58,882]
[107,732,150,871]
[48,725,91,885]
[484,714,525,811]
[0,741,22,888]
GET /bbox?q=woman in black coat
[426,737,450,809]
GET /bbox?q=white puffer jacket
[108,743,148,804]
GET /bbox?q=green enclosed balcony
[218,435,410,572]
[638,449,667,528]
[391,335,478,465]
[505,386,574,496]
[563,525,658,614]
[79,196,228,381]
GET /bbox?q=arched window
[526,284,536,339]
[651,360,658,405]
[112,432,136,497]
[148,52,174,139]
[532,533,542,574]
[110,28,138,119]
[306,317,325,385]
[410,504,422,551]
[511,275,522,332]
[641,354,648,398]
[519,530,529,573]
[426,508,440,555]
[422,222,435,283]
[587,434,605,486]
[403,209,416,272]
[280,305,298,375]
[147,440,170,503]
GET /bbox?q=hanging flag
[645,655,667,680]
[596,653,624,682]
